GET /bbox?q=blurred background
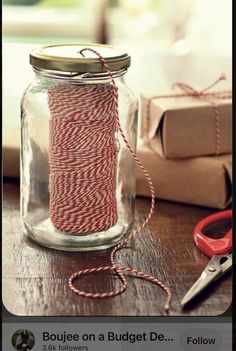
[3,0,232,176]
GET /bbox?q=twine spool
[48,84,118,234]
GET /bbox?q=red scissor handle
[193,210,232,258]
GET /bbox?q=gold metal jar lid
[30,44,131,73]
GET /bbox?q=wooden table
[3,179,231,316]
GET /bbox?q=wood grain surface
[2,179,231,316]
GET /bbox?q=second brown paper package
[136,143,232,209]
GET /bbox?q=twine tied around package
[145,74,232,155]
[48,48,172,312]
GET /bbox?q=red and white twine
[48,84,118,233]
[48,48,172,312]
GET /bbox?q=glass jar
[21,44,138,251]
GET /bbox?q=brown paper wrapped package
[140,94,232,159]
[136,143,232,209]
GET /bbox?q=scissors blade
[181,268,220,307]
[181,254,232,307]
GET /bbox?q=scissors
[181,209,232,307]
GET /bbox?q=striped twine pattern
[48,84,118,233]
[48,48,172,312]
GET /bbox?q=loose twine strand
[145,74,232,156]
[48,48,172,312]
